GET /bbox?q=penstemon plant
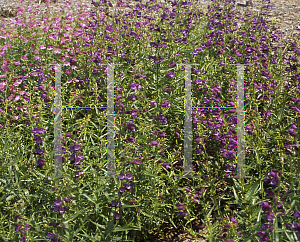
[0,0,300,241]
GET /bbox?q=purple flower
[63,197,70,203]
[285,223,292,230]
[287,128,296,137]
[129,82,141,90]
[266,213,274,222]
[32,127,45,134]
[276,202,283,209]
[119,187,126,195]
[270,178,280,187]
[261,224,271,230]
[165,70,175,78]
[75,171,80,179]
[46,232,57,240]
[127,94,137,101]
[165,86,171,93]
[157,113,167,123]
[176,203,186,210]
[259,201,272,212]
[34,148,45,155]
[15,224,22,232]
[69,144,81,153]
[118,172,125,180]
[25,224,31,230]
[36,158,45,169]
[159,100,170,108]
[158,131,165,138]
[150,101,157,106]
[162,163,170,169]
[59,206,66,215]
[20,236,26,242]
[264,189,275,197]
[291,124,298,130]
[114,211,121,220]
[33,135,43,145]
[49,222,60,228]
[178,211,187,217]
[125,173,133,181]
[124,183,131,191]
[109,200,121,208]
[295,210,300,219]
[169,62,176,67]
[292,221,300,230]
[230,217,238,224]
[54,199,62,206]
[126,120,135,131]
[149,140,159,146]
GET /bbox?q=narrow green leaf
[82,193,96,204]
[275,216,280,242]
[232,187,239,202]
[90,220,106,229]
[285,231,295,242]
[113,226,141,232]
[244,180,260,202]
[64,210,86,224]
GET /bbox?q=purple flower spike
[54,199,62,206]
[20,236,26,242]
[125,173,133,181]
[32,127,45,134]
[127,94,137,101]
[33,135,43,145]
[159,100,170,108]
[294,210,300,219]
[118,172,125,180]
[259,201,272,212]
[36,158,45,169]
[46,233,56,240]
[74,171,80,179]
[178,211,187,217]
[230,217,238,224]
[119,187,125,195]
[114,211,121,220]
[15,224,22,232]
[150,140,159,146]
[25,224,31,230]
[270,178,280,187]
[266,213,274,222]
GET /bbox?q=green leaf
[90,220,106,229]
[275,216,280,242]
[64,210,86,224]
[274,228,286,233]
[284,231,295,242]
[244,180,260,202]
[277,95,289,123]
[256,209,262,224]
[6,195,16,201]
[139,210,168,223]
[232,187,239,202]
[113,226,141,232]
[82,193,96,204]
